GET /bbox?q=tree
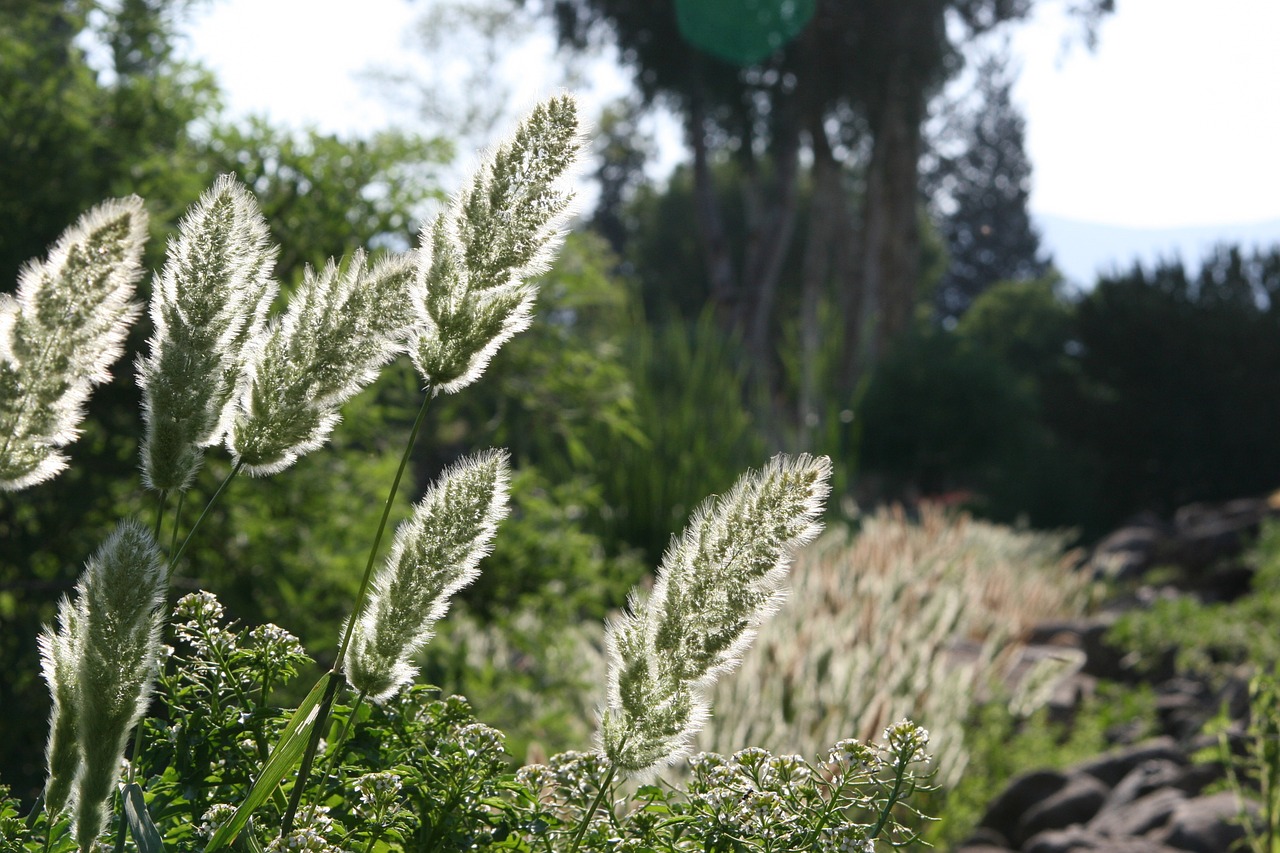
[0,0,217,284]
[590,95,656,259]
[927,49,1049,322]
[533,0,1113,398]
[1057,246,1280,523]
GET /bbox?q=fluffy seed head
[410,93,585,393]
[345,449,511,702]
[52,520,167,849]
[228,250,417,476]
[138,175,278,492]
[38,599,82,817]
[600,454,832,774]
[0,197,147,490]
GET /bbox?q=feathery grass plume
[700,505,1088,787]
[345,449,511,702]
[38,599,83,819]
[227,250,417,476]
[0,197,147,491]
[600,453,832,775]
[138,175,278,492]
[61,519,166,851]
[410,93,584,393]
[596,450,829,768]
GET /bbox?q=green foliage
[855,280,1107,532]
[0,2,452,799]
[9,590,934,850]
[927,50,1049,321]
[856,323,1036,497]
[1,96,931,851]
[1109,520,1280,677]
[418,602,605,765]
[1054,246,1280,522]
[1205,667,1280,853]
[956,278,1073,390]
[594,313,769,565]
[462,468,644,620]
[197,120,451,279]
[922,684,1158,847]
[0,0,218,284]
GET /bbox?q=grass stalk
[168,460,242,579]
[282,388,433,834]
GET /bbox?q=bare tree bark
[689,90,738,329]
[741,119,802,397]
[861,54,925,361]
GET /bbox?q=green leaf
[122,783,165,853]
[206,672,332,851]
[232,817,266,853]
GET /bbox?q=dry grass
[697,504,1092,786]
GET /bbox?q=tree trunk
[741,120,801,399]
[800,121,859,439]
[688,92,738,330]
[860,57,925,362]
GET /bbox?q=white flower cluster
[265,805,340,853]
[173,590,238,658]
[353,771,403,825]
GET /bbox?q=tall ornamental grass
[701,505,1091,787]
[0,94,931,852]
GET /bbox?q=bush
[1057,246,1280,523]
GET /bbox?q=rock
[962,824,1013,845]
[977,769,1070,847]
[1090,787,1186,838]
[1076,738,1186,788]
[1018,774,1110,841]
[1167,498,1272,573]
[1101,760,1187,810]
[1023,825,1095,853]
[1088,519,1166,583]
[1151,791,1256,853]
[1023,825,1181,852]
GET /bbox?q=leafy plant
[1109,520,1280,678]
[1204,667,1280,853]
[0,94,930,851]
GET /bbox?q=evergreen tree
[928,49,1049,322]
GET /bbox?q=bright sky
[1008,0,1280,229]
[183,0,1280,279]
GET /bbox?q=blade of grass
[122,783,165,853]
[206,672,332,851]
